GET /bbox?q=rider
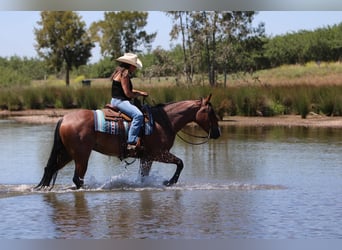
[110,53,148,150]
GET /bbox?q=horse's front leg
[158,151,184,186]
[139,159,152,181]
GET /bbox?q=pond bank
[1,109,342,128]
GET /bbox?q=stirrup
[127,144,137,150]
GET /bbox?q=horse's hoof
[163,180,172,186]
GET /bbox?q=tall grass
[1,84,341,119]
[1,61,342,117]
[0,86,111,111]
[211,84,342,118]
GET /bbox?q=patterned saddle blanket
[93,104,154,136]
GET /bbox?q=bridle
[176,103,213,145]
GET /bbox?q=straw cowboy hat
[116,53,143,69]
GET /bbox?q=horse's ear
[204,93,212,105]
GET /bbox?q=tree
[220,12,265,85]
[167,11,263,86]
[167,11,195,84]
[150,47,176,77]
[35,11,94,86]
[90,11,156,59]
[264,22,342,67]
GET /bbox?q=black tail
[35,118,71,190]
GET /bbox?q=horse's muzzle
[210,127,221,139]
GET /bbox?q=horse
[35,94,221,190]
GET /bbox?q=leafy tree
[0,56,48,86]
[219,12,265,80]
[89,57,115,78]
[167,11,263,86]
[167,11,195,83]
[150,47,176,77]
[34,11,94,86]
[90,11,156,59]
[264,22,342,67]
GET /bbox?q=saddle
[102,104,149,123]
[102,104,132,122]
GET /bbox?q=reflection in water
[43,192,92,238]
[42,190,185,239]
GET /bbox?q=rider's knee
[134,112,144,123]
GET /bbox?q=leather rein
[176,128,210,145]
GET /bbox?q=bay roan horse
[36,94,221,190]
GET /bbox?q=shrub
[23,89,44,109]
[60,88,77,108]
[73,75,86,85]
[294,93,310,118]
[0,66,31,87]
[271,101,285,115]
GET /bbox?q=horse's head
[195,94,221,139]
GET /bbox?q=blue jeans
[111,98,143,144]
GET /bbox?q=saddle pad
[93,110,129,135]
[93,109,154,135]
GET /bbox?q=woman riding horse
[36,95,221,190]
[110,53,148,151]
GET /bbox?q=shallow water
[0,120,341,239]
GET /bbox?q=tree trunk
[223,64,227,88]
[185,14,193,84]
[65,66,70,86]
[210,13,218,87]
[179,13,189,84]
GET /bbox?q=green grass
[1,62,342,117]
[243,61,342,85]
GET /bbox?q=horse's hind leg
[72,156,91,189]
[70,144,93,189]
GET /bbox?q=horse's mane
[148,99,202,132]
[151,101,177,108]
[149,103,173,132]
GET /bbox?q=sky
[0,11,341,63]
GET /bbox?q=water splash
[85,172,167,191]
[169,182,286,191]
[0,184,33,198]
[0,177,286,197]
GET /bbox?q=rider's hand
[140,91,148,97]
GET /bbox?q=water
[0,119,341,239]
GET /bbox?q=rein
[176,128,210,145]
